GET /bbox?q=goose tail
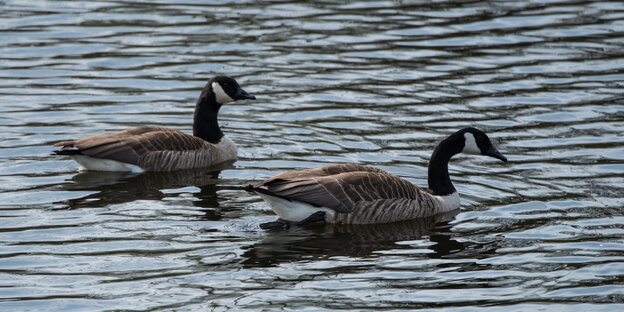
[243,184,282,198]
[51,147,81,156]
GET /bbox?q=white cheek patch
[462,132,481,155]
[212,82,235,104]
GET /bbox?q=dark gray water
[1,0,623,311]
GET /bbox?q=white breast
[214,136,238,162]
[430,192,461,213]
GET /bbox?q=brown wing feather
[54,126,209,166]
[260,164,385,184]
[253,164,424,213]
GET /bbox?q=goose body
[53,76,255,172]
[246,128,507,225]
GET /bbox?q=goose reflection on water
[56,162,236,219]
[242,210,462,268]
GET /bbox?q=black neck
[193,87,223,144]
[427,133,463,195]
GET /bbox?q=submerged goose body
[246,127,507,225]
[53,76,255,172]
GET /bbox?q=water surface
[1,0,623,311]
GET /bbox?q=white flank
[462,132,481,155]
[258,193,335,222]
[430,192,461,214]
[212,82,234,104]
[72,155,144,173]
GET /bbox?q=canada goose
[53,76,255,172]
[245,127,507,228]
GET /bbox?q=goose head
[460,127,507,162]
[210,76,256,104]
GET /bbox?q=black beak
[485,146,507,162]
[235,88,256,100]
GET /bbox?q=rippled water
[1,0,623,310]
